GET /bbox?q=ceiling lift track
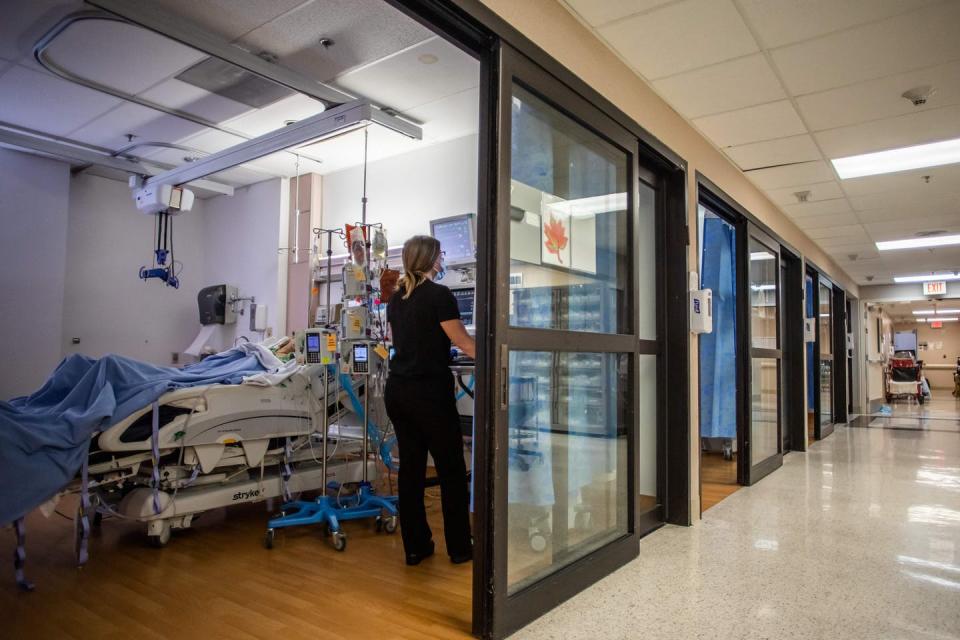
[143,100,422,190]
[0,123,234,196]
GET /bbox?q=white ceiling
[0,0,479,192]
[563,0,960,285]
[881,299,960,323]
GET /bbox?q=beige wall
[865,306,894,402]
[892,322,960,390]
[480,0,860,518]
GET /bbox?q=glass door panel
[818,280,834,430]
[744,231,782,483]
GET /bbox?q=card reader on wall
[198,284,238,325]
[689,288,713,334]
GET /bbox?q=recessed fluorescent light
[912,309,960,315]
[877,234,960,251]
[751,284,775,291]
[917,317,959,323]
[750,251,774,261]
[893,273,960,283]
[832,137,960,179]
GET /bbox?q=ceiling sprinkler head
[794,190,811,203]
[847,253,858,261]
[318,38,334,49]
[902,85,935,106]
[257,51,278,64]
[865,275,875,282]
[922,175,931,184]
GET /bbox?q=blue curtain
[699,218,737,439]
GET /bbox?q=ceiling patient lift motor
[131,178,196,289]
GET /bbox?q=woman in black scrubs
[385,235,476,565]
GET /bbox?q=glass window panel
[637,183,656,340]
[820,359,833,425]
[819,283,832,355]
[507,351,630,594]
[750,357,780,465]
[509,84,629,334]
[637,354,657,514]
[749,238,778,349]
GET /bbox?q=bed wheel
[383,515,398,534]
[148,521,171,548]
[332,532,347,552]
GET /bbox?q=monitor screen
[431,215,475,265]
[353,343,368,362]
[451,288,474,326]
[306,334,320,353]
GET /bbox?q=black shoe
[405,541,435,566]
[449,547,473,564]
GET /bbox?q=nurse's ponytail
[398,235,442,299]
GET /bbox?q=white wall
[62,173,205,366]
[0,150,70,398]
[201,179,284,351]
[322,134,479,242]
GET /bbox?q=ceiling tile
[68,103,206,149]
[0,0,79,63]
[223,94,326,138]
[404,87,481,143]
[332,37,479,113]
[849,190,960,213]
[148,0,307,40]
[0,64,120,136]
[598,0,758,80]
[745,160,835,190]
[766,181,844,206]
[770,2,960,95]
[725,134,821,171]
[864,213,960,240]
[782,198,853,218]
[139,79,253,124]
[238,0,433,83]
[796,59,960,132]
[563,0,676,27]
[839,163,960,198]
[790,211,860,229]
[856,200,959,223]
[693,100,805,147]
[651,54,785,118]
[736,0,937,49]
[805,223,868,241]
[43,19,207,96]
[815,105,960,158]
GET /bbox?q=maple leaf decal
[543,215,569,263]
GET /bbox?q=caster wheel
[332,532,347,552]
[148,522,171,548]
[264,529,275,550]
[529,533,547,553]
[383,515,398,534]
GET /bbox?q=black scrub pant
[384,374,472,558]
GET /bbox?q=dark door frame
[781,247,806,453]
[813,274,835,440]
[833,287,849,424]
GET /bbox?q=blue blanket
[0,349,267,525]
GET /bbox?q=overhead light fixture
[750,251,774,261]
[916,317,959,323]
[751,284,775,291]
[893,273,960,283]
[877,234,960,251]
[831,137,960,179]
[913,309,960,315]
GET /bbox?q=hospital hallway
[513,401,960,640]
[0,485,473,639]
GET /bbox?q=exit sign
[923,281,947,296]
[931,320,943,329]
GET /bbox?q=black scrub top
[387,280,460,380]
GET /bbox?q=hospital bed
[75,364,375,547]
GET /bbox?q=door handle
[500,343,509,410]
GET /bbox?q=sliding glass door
[482,44,658,637]
[818,278,835,438]
[743,227,783,483]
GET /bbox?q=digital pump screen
[353,344,368,362]
[306,334,321,353]
[431,217,474,264]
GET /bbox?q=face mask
[435,253,446,281]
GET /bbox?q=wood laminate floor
[0,488,472,640]
[700,451,739,512]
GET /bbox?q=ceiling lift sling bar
[130,100,422,287]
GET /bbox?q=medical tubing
[76,452,91,567]
[281,437,293,502]
[13,518,33,591]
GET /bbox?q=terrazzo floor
[512,398,960,639]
